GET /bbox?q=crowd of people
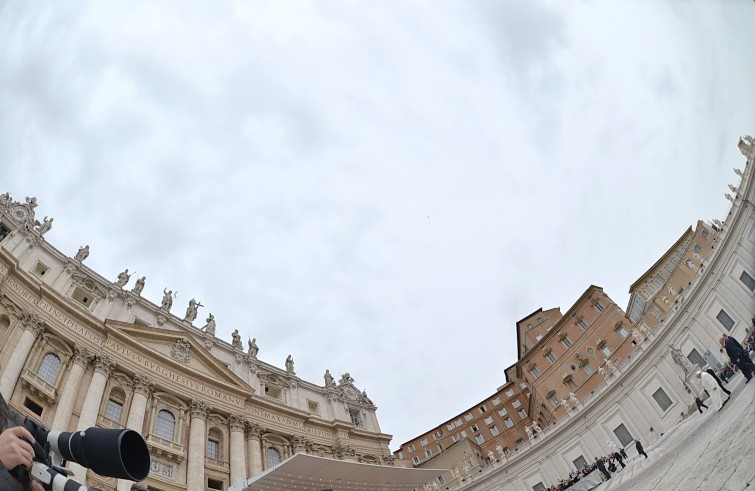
[542,447,631,491]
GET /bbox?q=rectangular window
[464,413,474,421]
[408,444,415,452]
[504,418,514,428]
[207,439,220,459]
[533,483,546,491]
[628,294,646,323]
[652,307,661,318]
[687,348,706,367]
[425,449,433,458]
[307,400,320,414]
[23,398,43,416]
[652,387,673,412]
[617,326,628,338]
[454,419,462,428]
[420,438,428,446]
[452,434,461,443]
[460,430,467,438]
[543,352,554,363]
[104,399,123,423]
[613,423,633,447]
[562,337,572,348]
[579,319,589,330]
[498,408,508,417]
[573,455,588,470]
[447,423,455,431]
[512,400,522,408]
[490,425,499,436]
[492,397,501,405]
[207,478,223,490]
[694,243,702,254]
[740,271,755,292]
[471,425,479,433]
[701,229,709,238]
[594,301,604,312]
[518,409,527,419]
[529,366,540,378]
[716,309,735,331]
[474,434,484,444]
[484,416,493,425]
[505,389,514,397]
[548,394,559,406]
[436,444,442,453]
[479,405,487,413]
[535,334,543,341]
[602,346,611,357]
[412,456,420,465]
[433,431,442,440]
[583,362,594,376]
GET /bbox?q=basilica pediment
[103,320,254,406]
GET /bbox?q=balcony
[20,369,57,405]
[146,433,185,463]
[205,456,230,472]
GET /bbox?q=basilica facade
[0,197,392,491]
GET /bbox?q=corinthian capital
[132,374,155,397]
[228,413,245,432]
[245,422,265,439]
[71,346,93,367]
[93,354,116,377]
[20,311,44,337]
[189,400,211,420]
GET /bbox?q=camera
[15,416,150,491]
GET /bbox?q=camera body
[15,416,150,491]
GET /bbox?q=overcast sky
[1,1,754,449]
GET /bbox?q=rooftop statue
[202,314,216,336]
[161,288,174,311]
[132,276,146,295]
[115,269,131,287]
[248,337,259,358]
[74,245,89,262]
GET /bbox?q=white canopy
[229,453,447,491]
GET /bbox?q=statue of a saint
[74,245,89,262]
[161,288,174,311]
[132,276,146,295]
[115,269,131,287]
[525,425,534,440]
[531,421,542,435]
[496,445,504,458]
[599,366,607,378]
[37,216,53,236]
[738,135,753,156]
[184,298,203,323]
[487,451,494,462]
[670,346,695,373]
[248,338,259,358]
[569,392,579,407]
[231,329,242,349]
[285,355,295,375]
[324,369,334,388]
[202,314,216,336]
[734,168,744,178]
[560,399,570,410]
[361,390,373,405]
[0,192,10,207]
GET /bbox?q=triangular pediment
[103,320,253,404]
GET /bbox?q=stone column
[116,374,155,491]
[51,346,91,430]
[69,354,116,484]
[246,423,264,477]
[186,400,210,491]
[229,414,247,485]
[0,312,44,398]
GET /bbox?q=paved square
[599,373,754,491]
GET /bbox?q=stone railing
[205,456,230,471]
[20,368,57,404]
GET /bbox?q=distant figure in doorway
[635,440,648,459]
[694,396,709,414]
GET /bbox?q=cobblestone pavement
[599,373,754,491]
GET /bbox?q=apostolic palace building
[0,135,753,491]
[393,136,755,490]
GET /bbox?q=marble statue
[324,369,335,388]
[670,346,695,373]
[285,355,295,375]
[161,288,174,311]
[248,338,259,358]
[362,390,373,405]
[631,328,643,344]
[525,425,533,440]
[560,399,570,410]
[184,298,203,323]
[115,269,131,287]
[531,421,542,435]
[728,184,738,194]
[340,373,355,385]
[668,285,678,297]
[496,445,504,458]
[599,366,607,378]
[734,168,744,178]
[726,193,735,203]
[231,329,242,349]
[0,192,10,207]
[738,135,753,156]
[74,245,89,262]
[132,276,146,295]
[639,323,650,337]
[569,392,578,407]
[37,216,53,236]
[487,451,495,462]
[202,314,216,336]
[604,358,615,374]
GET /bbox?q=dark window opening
[24,398,43,416]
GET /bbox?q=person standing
[0,393,44,491]
[720,335,755,382]
[613,451,626,469]
[635,440,648,459]
[594,457,611,480]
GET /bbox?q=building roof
[628,226,693,292]
[229,453,446,491]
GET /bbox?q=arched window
[37,353,61,385]
[207,428,223,460]
[155,410,176,441]
[266,447,281,468]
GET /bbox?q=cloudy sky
[1,1,754,449]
